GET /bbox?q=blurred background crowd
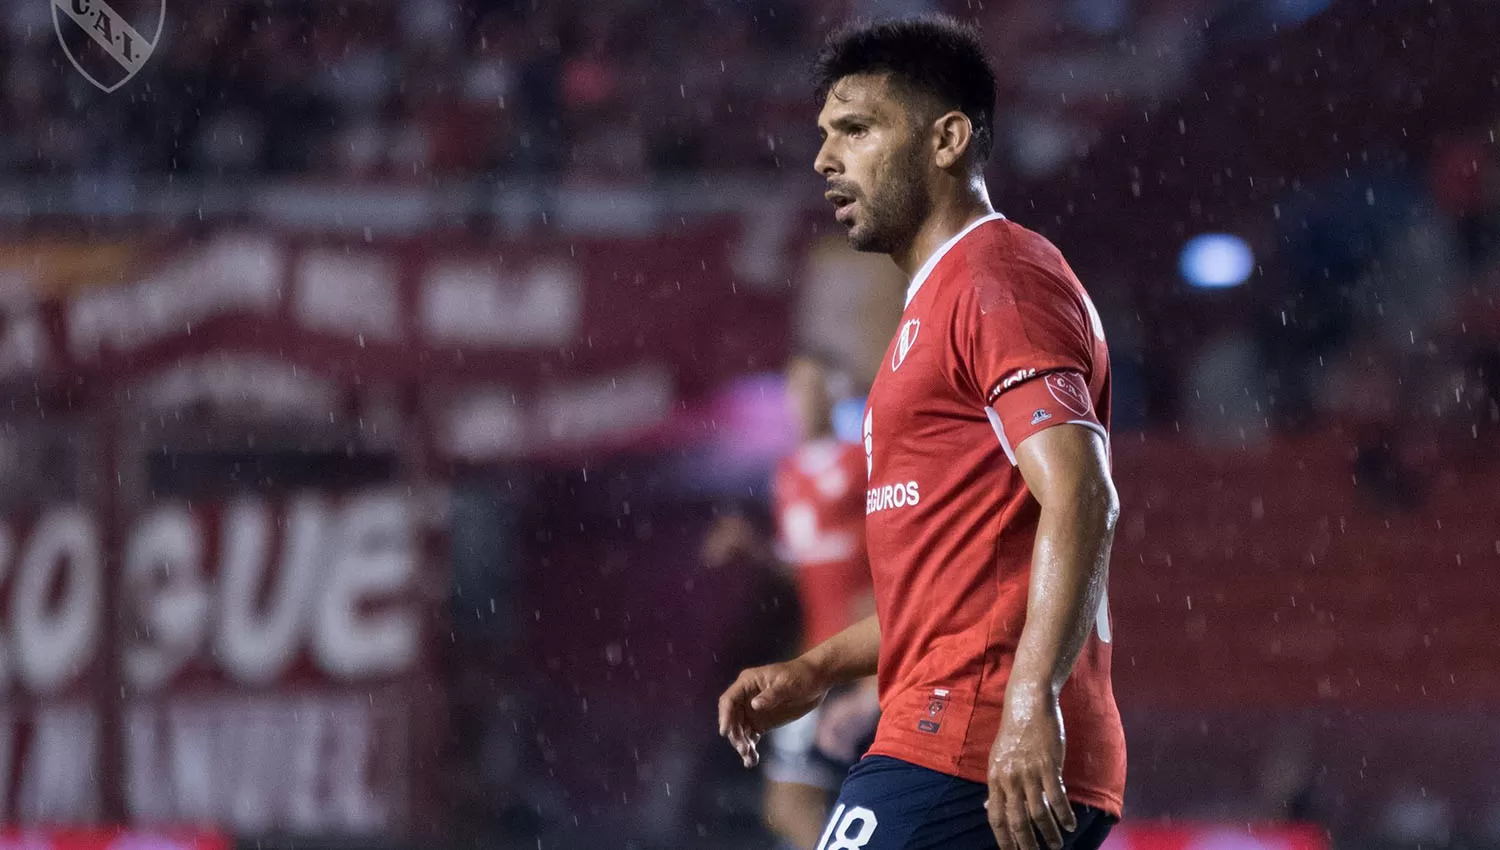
[0,0,1498,849]
[4,0,1255,180]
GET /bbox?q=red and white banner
[0,226,790,461]
[0,829,228,850]
[0,489,442,834]
[1103,823,1329,850]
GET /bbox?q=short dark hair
[813,15,997,164]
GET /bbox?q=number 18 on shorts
[816,804,878,850]
[814,757,1116,850]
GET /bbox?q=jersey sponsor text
[864,481,920,515]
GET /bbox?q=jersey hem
[862,742,1125,820]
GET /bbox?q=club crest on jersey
[1031,408,1052,425]
[917,688,949,734]
[891,319,920,371]
[1045,372,1091,416]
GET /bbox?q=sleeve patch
[986,370,1101,464]
[1043,372,1091,417]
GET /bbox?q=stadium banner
[0,829,229,850]
[1102,823,1329,850]
[0,227,795,461]
[0,225,785,397]
[0,488,445,835]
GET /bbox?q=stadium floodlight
[1179,233,1254,289]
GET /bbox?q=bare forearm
[1008,487,1117,700]
[800,614,880,686]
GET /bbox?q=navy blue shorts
[815,756,1116,850]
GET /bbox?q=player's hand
[985,687,1077,850]
[716,657,829,768]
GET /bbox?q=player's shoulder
[951,219,1073,288]
[816,440,866,494]
[782,440,863,501]
[941,220,1081,314]
[792,438,859,474]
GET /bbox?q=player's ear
[932,111,973,170]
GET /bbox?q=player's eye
[849,125,868,139]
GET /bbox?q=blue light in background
[1179,233,1255,289]
[832,396,867,444]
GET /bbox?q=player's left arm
[986,423,1117,850]
[1011,423,1116,711]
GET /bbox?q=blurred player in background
[719,16,1125,850]
[703,351,878,849]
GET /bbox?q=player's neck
[893,185,995,281]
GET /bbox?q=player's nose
[814,142,841,177]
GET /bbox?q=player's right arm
[801,611,880,684]
[716,614,880,767]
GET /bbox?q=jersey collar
[904,212,1007,307]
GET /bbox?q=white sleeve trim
[985,411,1107,468]
[1020,419,1108,451]
[984,406,1018,466]
[1061,419,1109,445]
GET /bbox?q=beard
[846,143,929,255]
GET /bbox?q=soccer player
[704,351,879,849]
[717,17,1125,850]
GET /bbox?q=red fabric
[772,440,870,649]
[1105,823,1329,850]
[989,371,1103,455]
[861,218,1125,816]
[0,829,230,850]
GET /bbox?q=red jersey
[772,439,871,649]
[861,214,1126,817]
